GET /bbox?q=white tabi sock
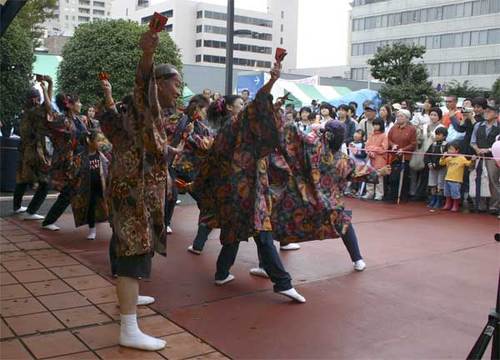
[119,313,166,351]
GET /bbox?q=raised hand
[139,30,159,55]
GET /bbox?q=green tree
[15,0,57,46]
[444,80,488,99]
[491,77,500,102]
[0,21,35,135]
[58,19,183,108]
[368,43,437,104]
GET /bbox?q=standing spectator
[443,95,463,129]
[440,142,474,212]
[349,101,359,122]
[472,97,487,123]
[470,103,500,215]
[365,117,388,200]
[387,109,417,202]
[424,127,448,210]
[241,89,250,107]
[358,102,377,141]
[285,110,297,124]
[202,88,212,102]
[311,99,320,114]
[319,103,334,125]
[212,91,221,102]
[378,104,393,133]
[338,104,356,145]
[401,100,412,112]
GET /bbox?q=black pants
[164,167,178,227]
[13,182,49,214]
[386,161,411,202]
[215,231,292,292]
[87,177,103,228]
[108,231,152,279]
[42,185,72,226]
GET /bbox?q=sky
[153,0,351,68]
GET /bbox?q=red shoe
[451,199,460,212]
[442,197,452,210]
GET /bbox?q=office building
[113,0,299,71]
[43,0,114,36]
[349,0,500,88]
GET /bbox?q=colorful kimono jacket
[46,114,88,192]
[193,89,280,245]
[100,63,171,257]
[16,106,51,184]
[172,116,214,183]
[270,122,376,244]
[70,149,109,227]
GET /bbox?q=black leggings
[87,177,103,228]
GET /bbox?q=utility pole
[225,0,235,95]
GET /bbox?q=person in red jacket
[387,109,417,202]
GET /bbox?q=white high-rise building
[43,0,114,36]
[113,0,299,71]
[349,0,500,88]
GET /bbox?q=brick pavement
[0,217,228,360]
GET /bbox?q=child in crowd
[347,129,368,197]
[365,118,388,200]
[439,142,475,212]
[424,127,448,211]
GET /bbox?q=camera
[461,107,474,114]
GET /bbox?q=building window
[166,24,173,32]
[196,25,202,33]
[93,1,105,7]
[78,16,90,22]
[137,0,149,8]
[161,10,173,17]
[93,9,105,15]
[196,39,202,47]
[79,7,90,14]
[197,10,203,18]
[352,1,500,32]
[281,10,284,19]
[196,55,201,62]
[280,37,283,45]
[204,10,272,27]
[280,24,284,32]
[79,0,90,4]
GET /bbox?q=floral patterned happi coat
[16,106,51,184]
[46,114,88,192]
[172,116,214,183]
[270,122,370,244]
[100,64,171,257]
[193,90,280,245]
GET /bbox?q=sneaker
[374,196,383,201]
[278,288,306,303]
[137,295,155,306]
[42,224,60,231]
[87,227,96,240]
[362,194,373,200]
[249,267,269,278]
[280,243,301,251]
[166,226,172,234]
[22,213,44,220]
[215,274,235,286]
[354,259,366,271]
[14,206,27,214]
[176,199,181,205]
[187,245,202,255]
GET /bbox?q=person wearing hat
[358,102,377,141]
[99,29,182,351]
[13,77,53,220]
[470,102,500,214]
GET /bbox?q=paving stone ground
[0,217,227,360]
